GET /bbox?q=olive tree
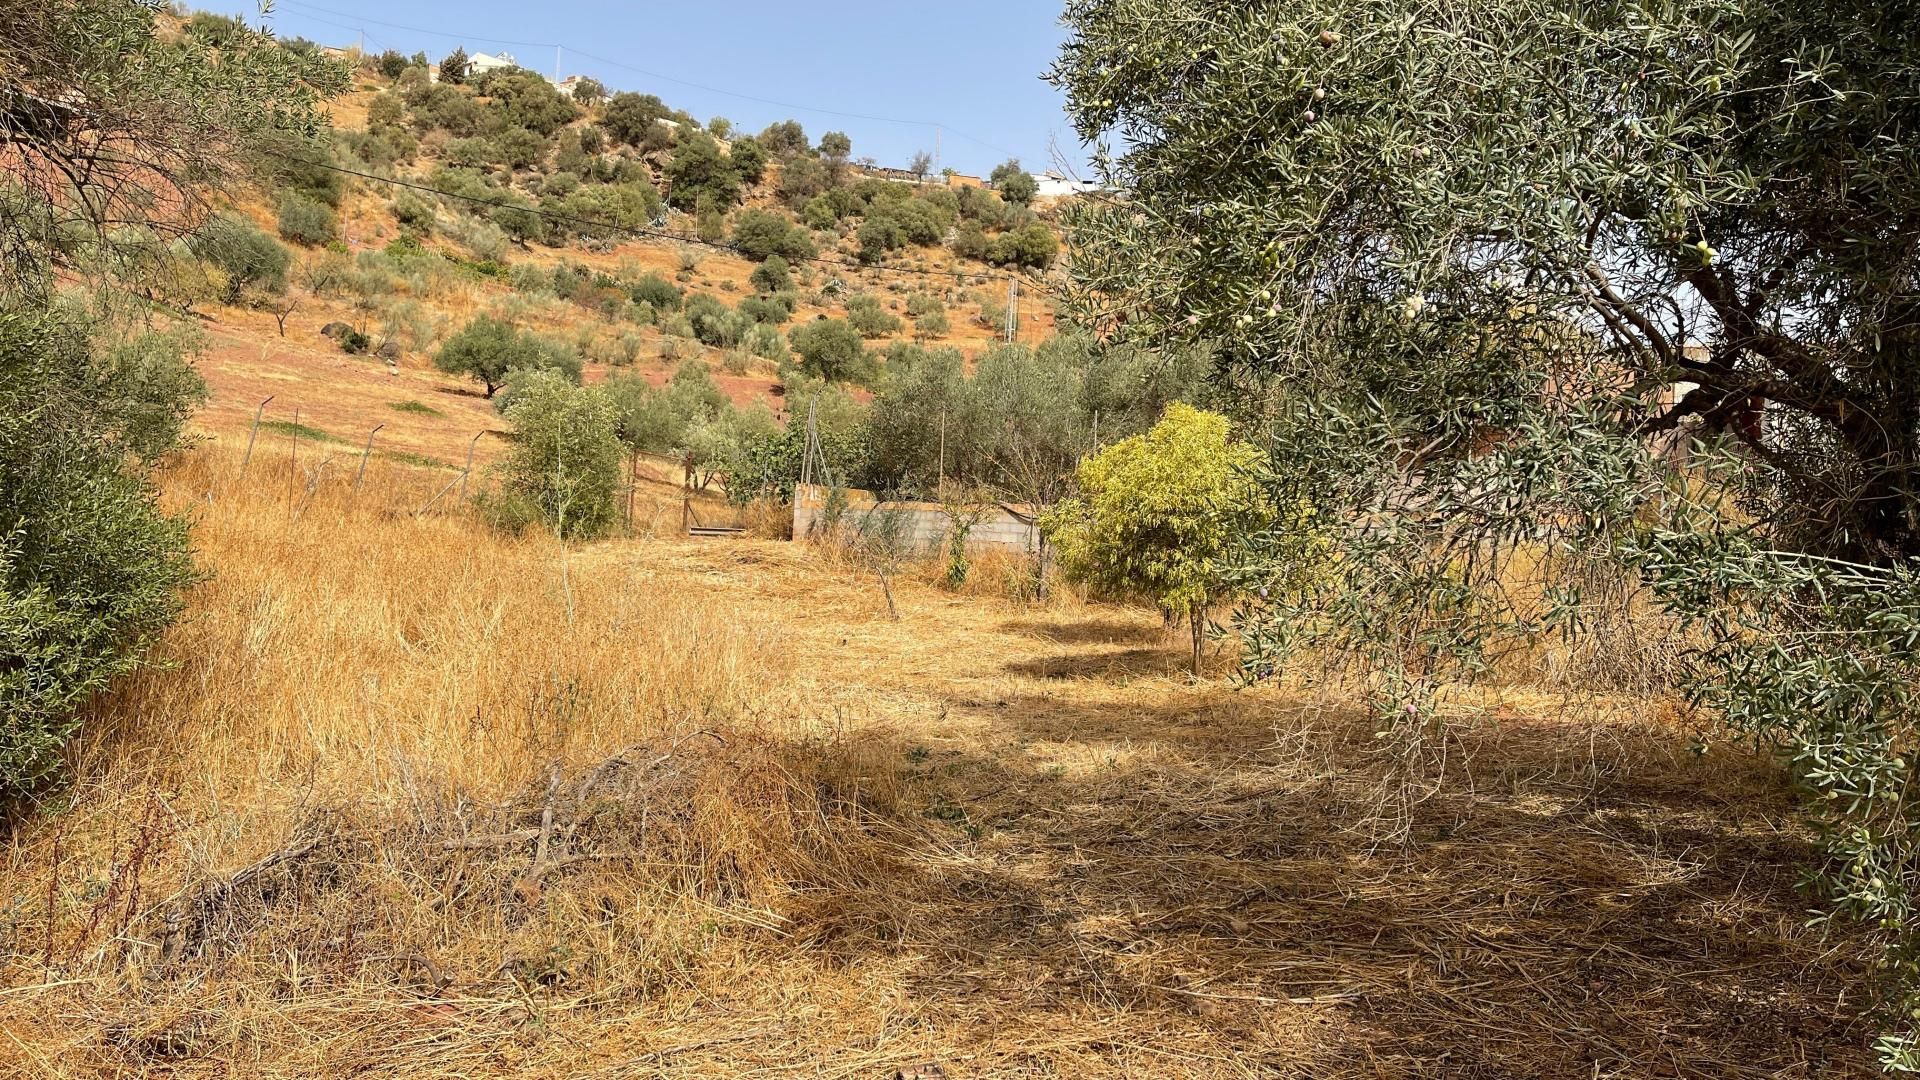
[1052,0,1920,1062]
[664,133,740,211]
[570,76,606,104]
[790,318,868,384]
[0,309,204,802]
[989,160,1036,206]
[435,314,579,398]
[0,0,346,298]
[437,47,468,86]
[488,371,623,539]
[601,92,669,147]
[818,131,852,183]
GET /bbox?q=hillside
[174,39,1066,477]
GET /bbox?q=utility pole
[554,45,562,84]
[935,125,942,175]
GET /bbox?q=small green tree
[845,294,902,338]
[275,192,336,246]
[729,137,767,185]
[750,254,792,294]
[778,155,830,207]
[731,208,814,262]
[758,119,809,159]
[856,215,906,264]
[570,76,606,104]
[188,214,290,302]
[435,314,578,398]
[987,222,1058,270]
[493,125,551,170]
[601,92,669,146]
[0,308,203,800]
[630,272,682,311]
[438,47,469,85]
[907,293,948,340]
[490,371,623,539]
[475,67,577,136]
[818,130,853,183]
[792,201,832,236]
[990,160,1037,206]
[789,318,868,384]
[665,133,741,211]
[1043,404,1268,674]
[738,294,794,326]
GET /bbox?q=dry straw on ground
[0,444,1879,1077]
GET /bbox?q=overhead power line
[275,0,1022,161]
[277,0,555,50]
[266,151,1056,298]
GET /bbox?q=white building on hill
[465,52,519,79]
[1031,170,1105,198]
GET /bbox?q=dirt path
[575,540,1874,1078]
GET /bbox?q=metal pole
[286,407,299,520]
[416,473,462,516]
[354,424,385,492]
[242,395,274,473]
[457,431,483,500]
[937,407,946,494]
[626,449,638,527]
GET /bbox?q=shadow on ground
[789,687,1872,1078]
[999,617,1171,647]
[1001,646,1192,681]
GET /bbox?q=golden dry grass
[0,443,1879,1078]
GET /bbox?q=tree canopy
[0,0,347,298]
[1043,404,1269,672]
[664,133,740,211]
[0,0,332,802]
[1052,0,1920,1063]
[990,160,1037,205]
[435,315,580,398]
[488,371,623,539]
[789,318,868,384]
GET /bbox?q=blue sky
[220,0,1089,178]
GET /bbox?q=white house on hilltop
[1031,170,1105,198]
[465,52,519,79]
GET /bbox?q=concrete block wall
[792,484,1038,556]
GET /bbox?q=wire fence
[209,395,744,539]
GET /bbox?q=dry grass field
[0,440,1879,1078]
